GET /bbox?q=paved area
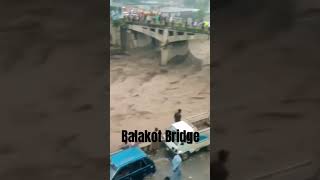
[148,145,210,180]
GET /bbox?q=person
[204,21,209,28]
[110,10,115,20]
[140,14,144,24]
[187,17,192,27]
[212,150,230,180]
[152,16,155,24]
[144,15,147,24]
[129,141,138,147]
[164,16,168,26]
[140,12,144,24]
[174,109,182,122]
[160,15,164,25]
[193,21,198,27]
[164,177,170,180]
[120,141,130,150]
[169,16,173,27]
[171,154,182,180]
[171,20,175,27]
[149,128,161,154]
[154,14,158,24]
[128,15,132,22]
[147,15,152,25]
[119,141,138,150]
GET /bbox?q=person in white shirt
[171,154,182,180]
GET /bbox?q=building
[159,7,199,19]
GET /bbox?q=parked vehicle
[163,112,210,160]
[110,146,156,180]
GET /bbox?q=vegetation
[112,19,128,28]
[112,19,122,27]
[195,9,206,21]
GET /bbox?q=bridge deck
[126,22,209,34]
[127,24,209,43]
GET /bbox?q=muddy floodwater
[110,40,210,152]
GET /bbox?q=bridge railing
[112,19,210,35]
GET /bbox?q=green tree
[195,9,206,21]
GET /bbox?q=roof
[159,7,199,13]
[111,147,147,168]
[172,121,194,132]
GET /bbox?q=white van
[163,112,210,160]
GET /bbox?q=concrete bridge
[110,23,209,65]
[127,24,209,65]
[127,24,209,44]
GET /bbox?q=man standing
[147,15,152,25]
[212,150,230,180]
[149,127,161,154]
[169,16,174,27]
[174,109,182,122]
[171,154,182,180]
[187,17,192,27]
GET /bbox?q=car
[110,147,156,180]
[163,112,210,160]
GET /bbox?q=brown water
[110,40,210,152]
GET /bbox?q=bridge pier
[125,24,208,66]
[120,26,128,51]
[160,41,189,66]
[127,30,152,49]
[110,24,121,46]
[160,46,169,66]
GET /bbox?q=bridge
[127,24,209,65]
[111,22,209,65]
[127,24,209,44]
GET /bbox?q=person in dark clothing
[171,20,175,27]
[164,17,168,26]
[212,150,230,180]
[149,127,161,154]
[174,109,182,122]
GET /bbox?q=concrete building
[159,7,200,19]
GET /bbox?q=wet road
[148,146,210,180]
